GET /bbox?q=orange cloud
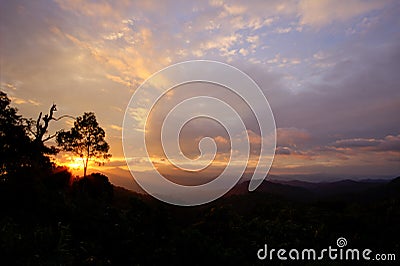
[277,127,311,147]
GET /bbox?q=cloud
[266,53,301,68]
[332,135,400,152]
[8,96,41,106]
[246,129,262,145]
[55,0,122,19]
[277,127,311,147]
[109,124,123,132]
[246,35,259,44]
[2,82,18,91]
[238,48,249,56]
[214,135,229,145]
[272,133,400,177]
[333,138,381,148]
[8,96,27,105]
[247,17,275,30]
[276,146,291,155]
[198,33,242,57]
[223,3,247,15]
[105,74,131,87]
[274,27,292,34]
[298,0,389,28]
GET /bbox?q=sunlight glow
[65,157,84,170]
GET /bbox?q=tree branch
[53,114,76,121]
[34,104,75,144]
[42,133,58,142]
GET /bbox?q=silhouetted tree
[25,103,76,172]
[0,91,35,181]
[56,112,111,177]
[28,103,75,146]
[33,104,58,144]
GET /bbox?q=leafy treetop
[56,112,111,177]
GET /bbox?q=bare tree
[30,104,74,144]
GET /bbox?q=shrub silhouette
[71,173,113,202]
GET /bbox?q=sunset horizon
[2,0,399,192]
[1,1,400,264]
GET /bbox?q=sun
[65,157,84,171]
[54,156,84,176]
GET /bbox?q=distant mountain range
[113,176,400,204]
[227,176,400,201]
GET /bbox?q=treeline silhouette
[1,91,399,265]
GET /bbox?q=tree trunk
[84,157,88,177]
[84,143,90,177]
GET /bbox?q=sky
[1,0,399,191]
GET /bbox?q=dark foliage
[0,92,53,185]
[0,172,399,265]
